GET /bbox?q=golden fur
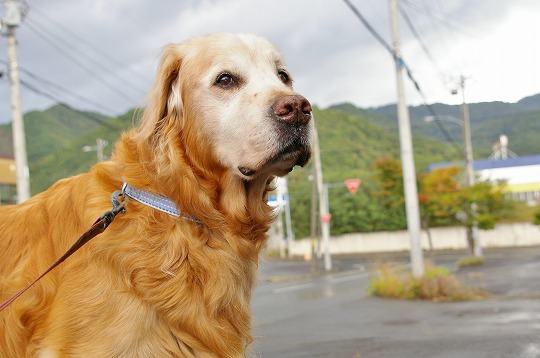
[0,33,313,357]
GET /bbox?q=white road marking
[273,283,314,293]
[330,272,370,283]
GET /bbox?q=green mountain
[1,94,537,237]
[329,94,540,159]
[0,104,135,194]
[284,106,460,238]
[312,106,459,182]
[1,104,108,162]
[1,102,459,196]
[28,108,136,193]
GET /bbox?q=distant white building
[428,154,540,204]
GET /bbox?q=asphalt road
[250,247,540,358]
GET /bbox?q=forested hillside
[330,93,540,159]
[0,104,106,160]
[27,107,136,194]
[1,93,537,237]
[279,106,460,238]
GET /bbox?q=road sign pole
[313,127,332,271]
[321,183,332,271]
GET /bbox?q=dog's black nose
[272,95,312,125]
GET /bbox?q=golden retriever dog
[0,33,313,357]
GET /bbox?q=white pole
[459,76,482,257]
[5,12,31,203]
[321,183,331,271]
[283,187,294,258]
[276,208,285,258]
[276,177,294,258]
[389,0,424,277]
[313,127,332,271]
[96,138,108,162]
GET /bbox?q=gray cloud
[1,0,539,124]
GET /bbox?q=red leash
[0,190,125,312]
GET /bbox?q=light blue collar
[122,183,200,223]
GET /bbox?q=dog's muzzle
[237,94,313,179]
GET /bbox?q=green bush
[534,209,540,226]
[369,263,487,302]
[477,214,496,230]
[457,256,485,268]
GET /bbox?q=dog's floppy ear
[136,44,184,142]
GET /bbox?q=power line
[341,0,395,59]
[400,0,479,38]
[399,0,462,66]
[341,0,462,156]
[19,78,122,131]
[419,0,454,65]
[24,14,148,97]
[29,6,149,81]
[0,59,119,115]
[20,67,119,115]
[23,20,138,105]
[398,4,447,87]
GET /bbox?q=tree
[370,159,512,254]
[457,179,513,253]
[534,209,540,226]
[418,166,462,250]
[418,166,462,225]
[417,165,512,254]
[369,158,407,230]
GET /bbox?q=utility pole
[459,76,474,189]
[276,206,285,258]
[2,0,30,203]
[313,127,332,271]
[457,76,482,257]
[389,0,424,277]
[309,166,318,266]
[274,177,294,258]
[283,188,294,258]
[83,138,108,162]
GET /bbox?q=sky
[0,0,539,124]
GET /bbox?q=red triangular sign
[344,179,361,194]
[320,214,332,224]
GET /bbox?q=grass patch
[457,256,485,268]
[264,249,282,258]
[368,262,487,302]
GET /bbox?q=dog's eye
[278,70,290,84]
[215,73,236,88]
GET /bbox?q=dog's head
[137,33,313,180]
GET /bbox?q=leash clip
[111,189,126,214]
[99,190,126,229]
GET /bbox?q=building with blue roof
[427,154,540,203]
